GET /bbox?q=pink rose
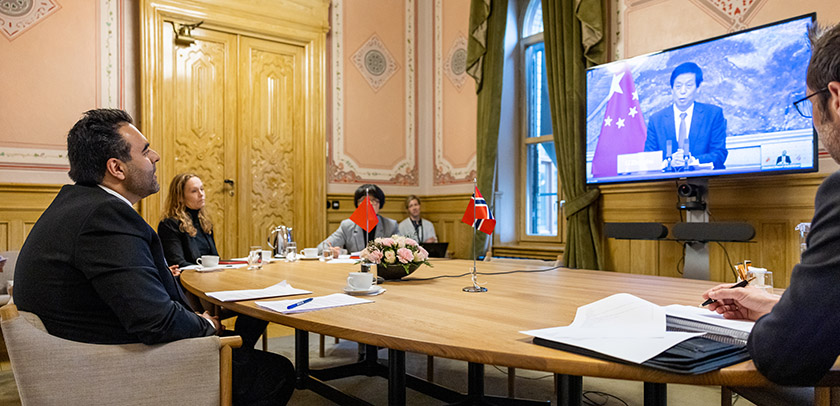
[405,238,418,247]
[397,247,414,264]
[368,250,383,263]
[381,238,396,247]
[415,247,428,262]
[359,247,371,261]
[384,250,396,264]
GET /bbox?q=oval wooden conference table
[181,259,840,406]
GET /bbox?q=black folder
[533,315,752,375]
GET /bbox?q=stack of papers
[182,263,248,272]
[206,280,311,302]
[521,293,751,364]
[256,293,373,314]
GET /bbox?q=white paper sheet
[255,293,373,314]
[182,263,248,272]
[206,280,312,302]
[521,293,705,364]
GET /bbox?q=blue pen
[286,297,313,309]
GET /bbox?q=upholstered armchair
[0,304,241,406]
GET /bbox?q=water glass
[321,248,334,261]
[248,245,262,270]
[284,242,298,262]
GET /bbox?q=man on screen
[644,62,728,170]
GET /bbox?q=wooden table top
[180,258,840,387]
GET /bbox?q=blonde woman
[158,173,218,270]
[158,173,267,349]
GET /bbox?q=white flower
[384,250,396,264]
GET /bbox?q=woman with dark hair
[158,173,267,349]
[317,184,398,256]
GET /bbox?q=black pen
[286,297,313,310]
[701,279,750,306]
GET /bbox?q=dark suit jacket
[158,215,218,267]
[13,184,215,345]
[644,102,728,169]
[747,171,840,385]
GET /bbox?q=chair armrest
[218,335,242,406]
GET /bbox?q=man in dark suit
[644,62,728,170]
[702,22,840,390]
[13,109,295,405]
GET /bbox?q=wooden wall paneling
[599,173,824,287]
[0,185,62,251]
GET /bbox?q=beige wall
[0,0,136,185]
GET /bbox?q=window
[520,0,561,239]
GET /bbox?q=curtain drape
[542,0,606,269]
[465,0,508,258]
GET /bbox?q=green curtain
[542,0,606,269]
[464,0,507,258]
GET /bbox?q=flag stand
[463,178,487,293]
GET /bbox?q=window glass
[523,0,544,37]
[525,42,552,138]
[526,142,558,236]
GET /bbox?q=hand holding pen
[701,279,779,321]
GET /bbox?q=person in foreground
[644,62,728,169]
[318,184,398,256]
[13,109,295,405]
[702,22,840,386]
[398,194,438,243]
[159,172,269,350]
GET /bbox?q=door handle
[224,179,235,196]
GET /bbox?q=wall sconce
[169,20,204,47]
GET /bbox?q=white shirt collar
[98,184,133,207]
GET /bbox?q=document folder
[533,315,751,375]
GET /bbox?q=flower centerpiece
[359,234,433,279]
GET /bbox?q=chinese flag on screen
[349,196,378,232]
[591,67,647,178]
[461,187,496,235]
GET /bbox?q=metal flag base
[462,267,487,293]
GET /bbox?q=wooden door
[237,37,305,255]
[157,27,239,258]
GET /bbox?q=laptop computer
[420,242,448,258]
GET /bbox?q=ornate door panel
[237,37,304,255]
[160,27,238,257]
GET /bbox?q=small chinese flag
[349,196,378,232]
[461,186,496,235]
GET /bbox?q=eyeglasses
[793,88,829,118]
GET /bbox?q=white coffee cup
[196,255,220,268]
[261,250,273,262]
[347,272,373,291]
[300,248,318,258]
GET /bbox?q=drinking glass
[248,245,262,270]
[321,247,334,262]
[284,242,298,262]
[747,268,774,294]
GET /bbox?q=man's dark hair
[354,184,386,208]
[807,23,840,122]
[670,62,704,88]
[67,109,134,185]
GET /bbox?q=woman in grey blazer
[318,184,398,255]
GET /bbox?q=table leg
[294,329,310,389]
[388,349,406,406]
[555,374,582,406]
[644,382,667,406]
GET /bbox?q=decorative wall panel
[0,0,60,40]
[433,0,476,185]
[329,0,418,185]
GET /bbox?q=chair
[0,304,241,406]
[0,251,19,306]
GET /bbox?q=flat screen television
[585,14,817,185]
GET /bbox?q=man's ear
[105,157,126,181]
[827,81,840,119]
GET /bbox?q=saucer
[343,285,385,296]
[299,256,320,260]
[195,265,224,272]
